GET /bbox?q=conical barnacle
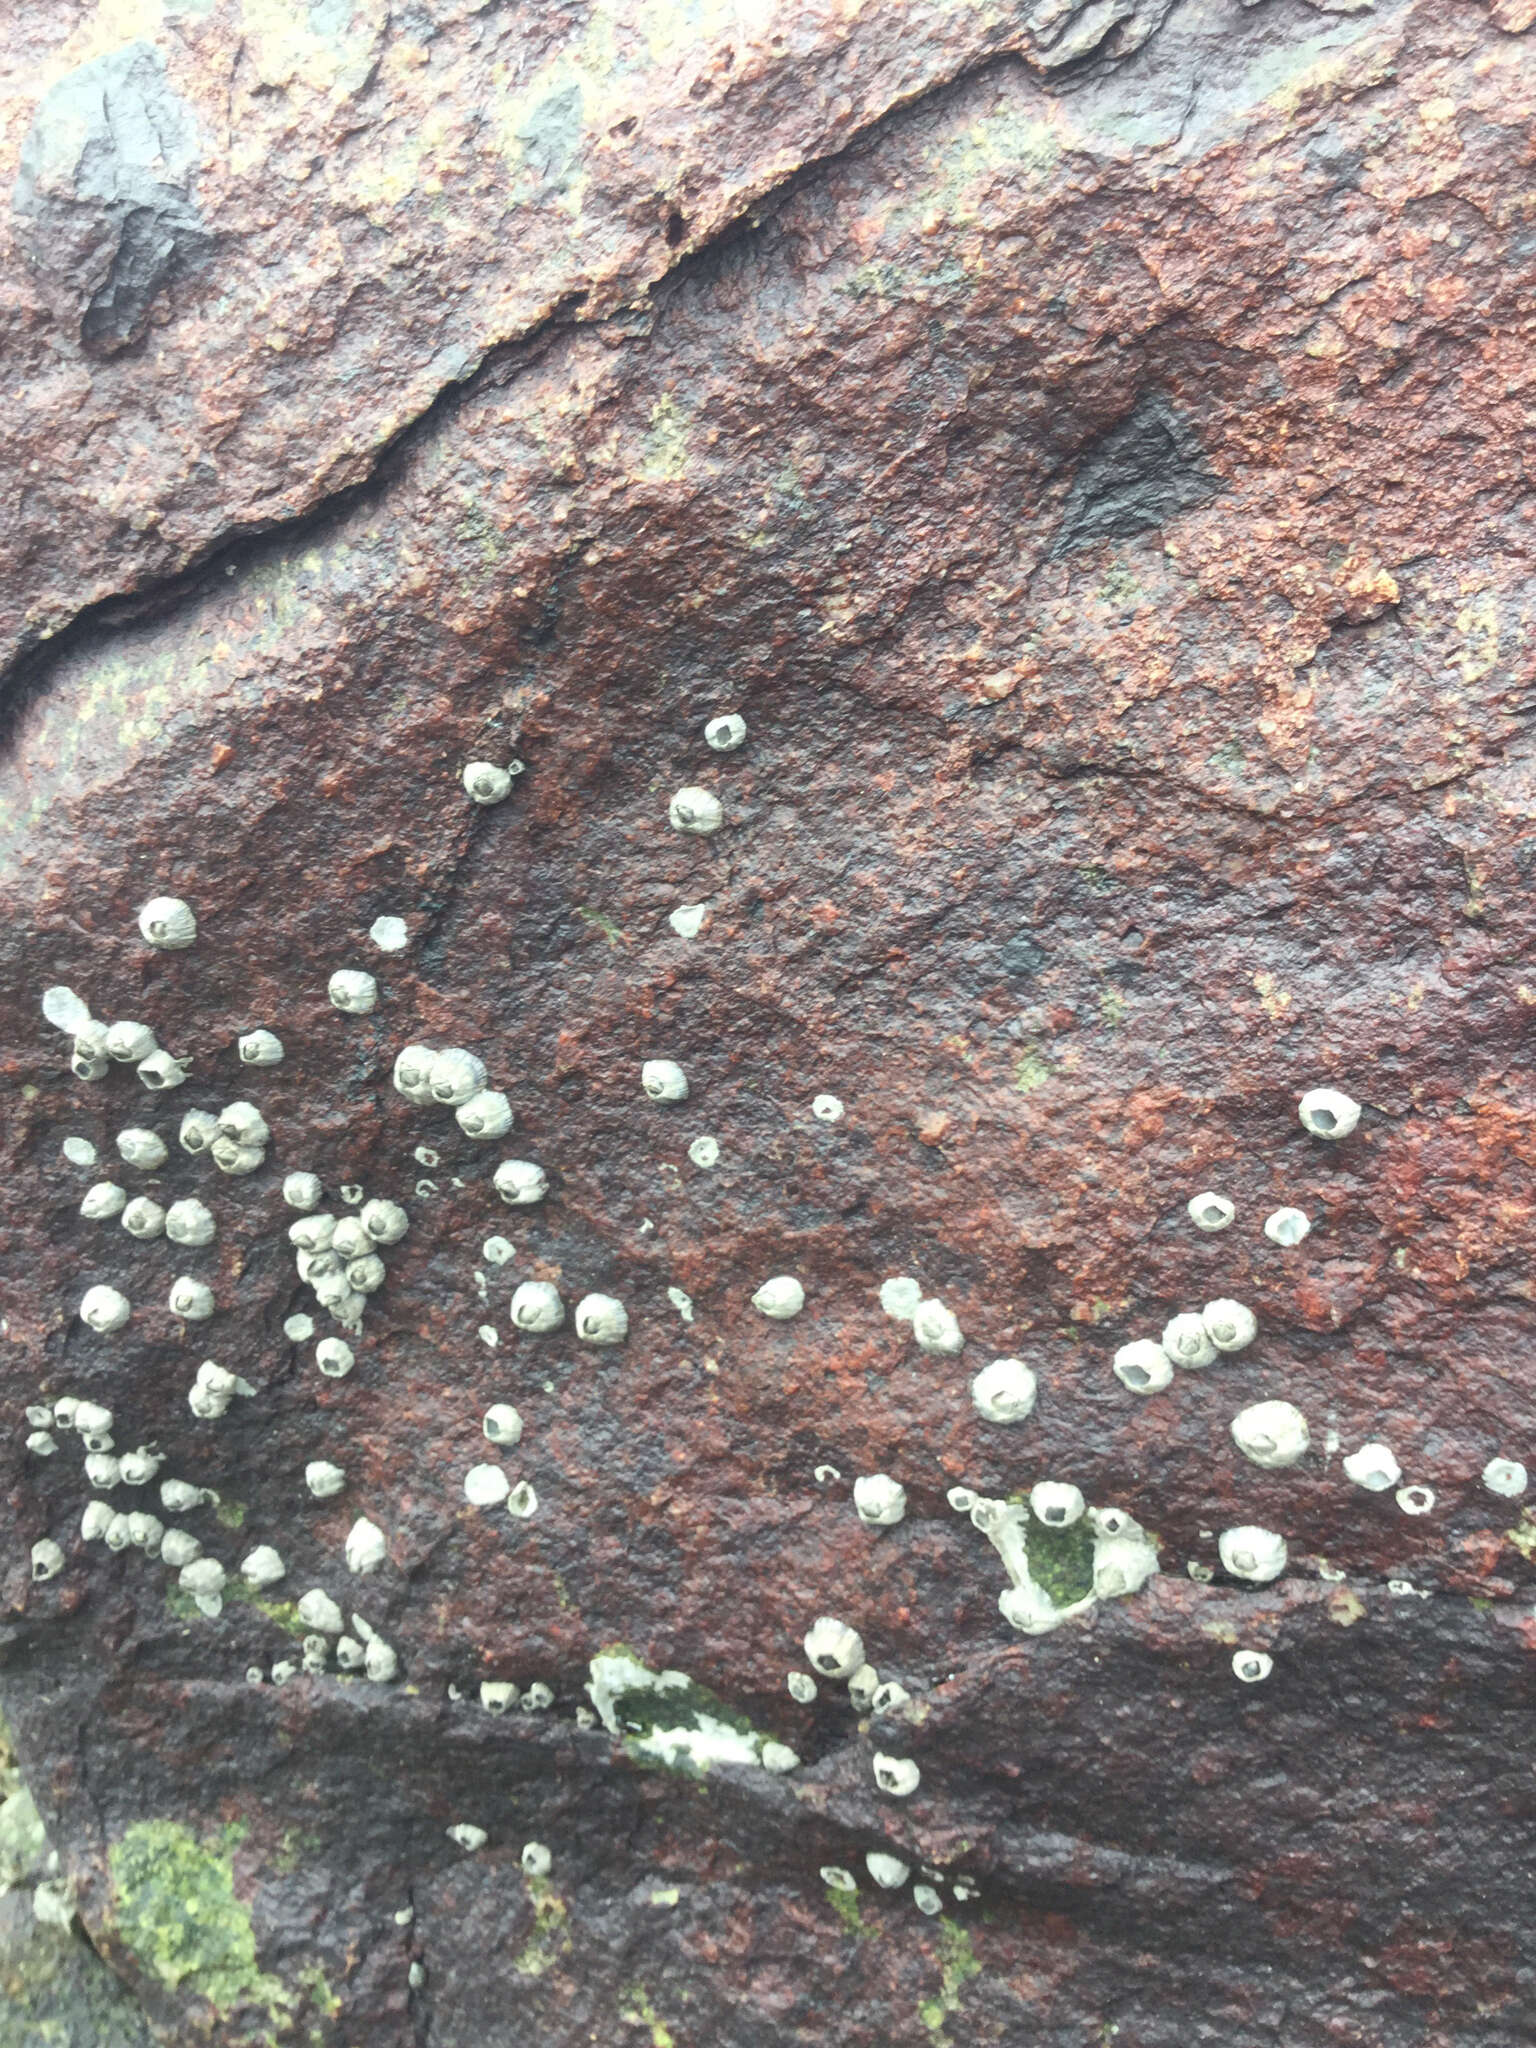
[463,760,514,804]
[510,1281,564,1333]
[105,1020,158,1064]
[457,1089,512,1139]
[574,1293,627,1345]
[138,896,197,950]
[328,969,378,1014]
[971,1357,1037,1423]
[165,1198,216,1248]
[641,1059,689,1103]
[1297,1086,1360,1139]
[668,786,724,834]
[238,1030,284,1066]
[429,1049,487,1106]
[137,1050,190,1091]
[704,712,747,751]
[493,1159,547,1206]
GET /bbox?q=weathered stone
[2,0,1535,2043]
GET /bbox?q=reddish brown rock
[1,0,1535,2043]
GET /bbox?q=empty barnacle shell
[120,1196,166,1240]
[704,712,747,751]
[971,1357,1037,1423]
[865,1851,910,1890]
[178,1109,220,1156]
[1264,1206,1311,1247]
[668,785,724,834]
[1397,1483,1436,1517]
[117,1128,168,1171]
[510,1281,565,1333]
[848,1663,880,1709]
[238,1030,284,1066]
[80,1285,131,1333]
[283,1171,323,1210]
[752,1275,804,1320]
[506,1481,538,1520]
[30,1539,65,1582]
[574,1293,628,1345]
[464,1464,511,1507]
[457,1089,513,1139]
[392,1045,438,1105]
[1187,1191,1235,1231]
[1233,1650,1274,1684]
[1230,1400,1310,1470]
[463,760,513,804]
[871,1680,911,1716]
[138,896,197,950]
[1029,1481,1085,1528]
[360,1198,409,1245]
[1298,1087,1360,1140]
[429,1049,487,1106]
[911,1298,963,1354]
[811,1093,844,1123]
[1112,1338,1174,1394]
[804,1617,864,1678]
[521,1841,553,1876]
[105,1020,159,1064]
[168,1276,216,1321]
[871,1754,921,1798]
[164,1198,216,1248]
[71,1044,109,1080]
[853,1475,907,1527]
[334,1636,364,1670]
[316,1337,354,1379]
[493,1159,547,1206]
[1161,1313,1217,1370]
[240,1545,286,1589]
[1218,1525,1288,1584]
[483,1404,523,1446]
[137,1050,190,1091]
[447,1823,487,1852]
[641,1059,689,1103]
[328,970,378,1014]
[80,1182,128,1221]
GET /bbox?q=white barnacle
[160,1528,202,1568]
[71,1042,109,1080]
[1263,1206,1311,1248]
[786,1672,818,1704]
[291,1214,336,1254]
[821,1865,858,1892]
[168,1276,215,1322]
[331,1215,370,1258]
[335,1636,364,1669]
[1188,1191,1235,1231]
[339,1184,364,1205]
[301,1635,329,1674]
[1029,1481,1085,1528]
[1202,1299,1257,1354]
[81,1501,115,1543]
[1298,1086,1360,1139]
[365,1638,399,1683]
[179,1557,226,1616]
[158,1479,204,1514]
[1159,1314,1215,1370]
[480,1681,516,1714]
[704,712,747,751]
[520,1842,553,1877]
[73,1400,112,1437]
[26,1404,52,1427]
[1112,1338,1173,1394]
[360,1198,409,1245]
[369,915,409,952]
[913,1884,943,1917]
[178,1109,220,1157]
[429,1049,487,1106]
[1231,1400,1309,1469]
[871,1681,911,1715]
[116,1128,168,1171]
[463,760,513,804]
[877,1276,922,1321]
[306,1461,346,1499]
[137,1050,190,1091]
[522,1682,554,1711]
[164,1198,216,1248]
[1233,1650,1273,1684]
[345,1518,387,1574]
[1218,1526,1288,1584]
[118,1448,162,1486]
[483,1404,523,1446]
[80,1285,131,1333]
[641,1059,689,1103]
[30,1539,65,1583]
[871,1754,920,1799]
[104,1512,132,1551]
[457,1090,513,1139]
[848,1663,879,1708]
[668,786,724,834]
[1342,1442,1401,1492]
[43,985,94,1035]
[482,1236,514,1267]
[217,1100,270,1149]
[126,1512,164,1552]
[970,1357,1037,1424]
[911,1298,963,1354]
[447,1824,487,1852]
[1482,1456,1528,1499]
[62,1136,97,1166]
[105,1020,159,1064]
[510,1281,565,1333]
[506,1481,538,1519]
[238,1030,284,1067]
[346,1254,386,1295]
[79,1181,129,1222]
[120,1196,166,1240]
[26,1431,57,1456]
[328,970,378,1014]
[811,1094,844,1123]
[803,1617,864,1679]
[753,1275,805,1320]
[210,1137,265,1176]
[392,1045,438,1106]
[138,896,197,950]
[1396,1483,1435,1516]
[316,1337,354,1379]
[464,1463,511,1507]
[865,1852,909,1890]
[574,1293,628,1345]
[241,1545,286,1589]
[669,903,708,938]
[853,1475,907,1528]
[686,1136,719,1169]
[493,1159,547,1206]
[297,1589,344,1633]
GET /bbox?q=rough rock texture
[2,0,1536,2043]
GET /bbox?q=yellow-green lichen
[826,1884,877,1940]
[513,1873,572,1978]
[106,1821,286,2019]
[917,1918,982,2040]
[618,1983,675,2046]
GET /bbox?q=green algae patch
[1025,1511,1097,1608]
[106,1821,287,2020]
[164,1579,306,1636]
[918,1919,982,2040]
[618,1983,675,2046]
[587,1647,777,1777]
[826,1884,877,1940]
[513,1874,572,1978]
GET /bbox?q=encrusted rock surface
[2,0,1535,2042]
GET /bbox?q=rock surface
[2,0,1535,2043]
